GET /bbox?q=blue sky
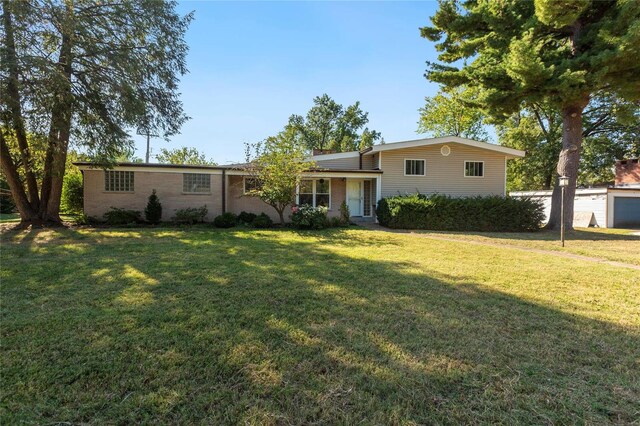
[132,1,443,164]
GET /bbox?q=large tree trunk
[2,1,40,209]
[546,99,589,231]
[0,132,38,224]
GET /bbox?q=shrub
[144,190,162,224]
[251,213,273,228]
[238,211,257,225]
[328,216,343,228]
[103,207,142,225]
[376,194,544,232]
[173,205,208,224]
[214,212,238,228]
[290,204,329,229]
[61,172,83,214]
[0,178,15,213]
[339,201,350,225]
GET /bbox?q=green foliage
[155,147,215,165]
[328,216,343,228]
[500,94,640,191]
[103,208,142,225]
[339,201,351,225]
[61,172,84,215]
[237,211,258,225]
[251,213,273,229]
[417,87,489,141]
[0,178,16,214]
[213,212,238,228]
[287,94,382,152]
[422,1,640,116]
[144,190,162,224]
[291,205,329,230]
[245,127,311,224]
[376,194,544,232]
[173,206,208,224]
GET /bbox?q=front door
[347,179,363,216]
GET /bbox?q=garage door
[613,197,640,228]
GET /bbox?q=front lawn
[1,227,638,424]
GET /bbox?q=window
[405,159,426,176]
[297,179,331,208]
[243,177,262,195]
[464,161,484,177]
[183,173,210,193]
[105,171,134,192]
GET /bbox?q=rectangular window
[404,159,426,176]
[464,161,484,177]
[297,179,331,208]
[243,177,262,195]
[183,173,210,193]
[105,171,134,192]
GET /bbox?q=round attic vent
[441,145,451,156]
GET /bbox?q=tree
[244,127,311,225]
[0,1,192,226]
[417,87,489,141]
[288,94,382,152]
[155,147,216,165]
[144,190,162,224]
[499,94,640,191]
[422,0,640,230]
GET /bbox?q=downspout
[221,169,226,214]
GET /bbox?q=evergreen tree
[144,190,162,224]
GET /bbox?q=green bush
[339,201,350,225]
[0,178,16,214]
[376,194,544,232]
[251,213,273,228]
[328,216,343,228]
[214,212,238,228]
[61,172,83,214]
[173,205,208,224]
[291,204,328,229]
[103,207,142,225]
[144,190,163,224]
[238,211,257,225]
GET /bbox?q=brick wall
[615,159,640,186]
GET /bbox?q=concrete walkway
[359,223,640,271]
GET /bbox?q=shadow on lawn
[2,228,639,424]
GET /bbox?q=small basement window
[183,173,210,193]
[405,159,426,176]
[105,171,134,192]
[464,161,484,177]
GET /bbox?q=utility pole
[137,128,158,163]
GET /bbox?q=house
[510,159,640,229]
[75,136,525,222]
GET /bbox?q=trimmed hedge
[376,194,544,232]
[214,212,238,228]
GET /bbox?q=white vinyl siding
[380,143,506,198]
[105,171,134,192]
[405,159,426,176]
[183,173,211,193]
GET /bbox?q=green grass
[1,227,639,424]
[415,227,640,266]
[0,213,20,223]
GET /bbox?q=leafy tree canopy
[244,126,311,224]
[417,86,489,141]
[155,147,216,165]
[422,0,640,229]
[0,0,192,225]
[287,94,382,152]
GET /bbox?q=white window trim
[464,160,485,178]
[296,178,332,210]
[182,173,212,194]
[243,176,260,196]
[104,170,134,192]
[404,158,426,176]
